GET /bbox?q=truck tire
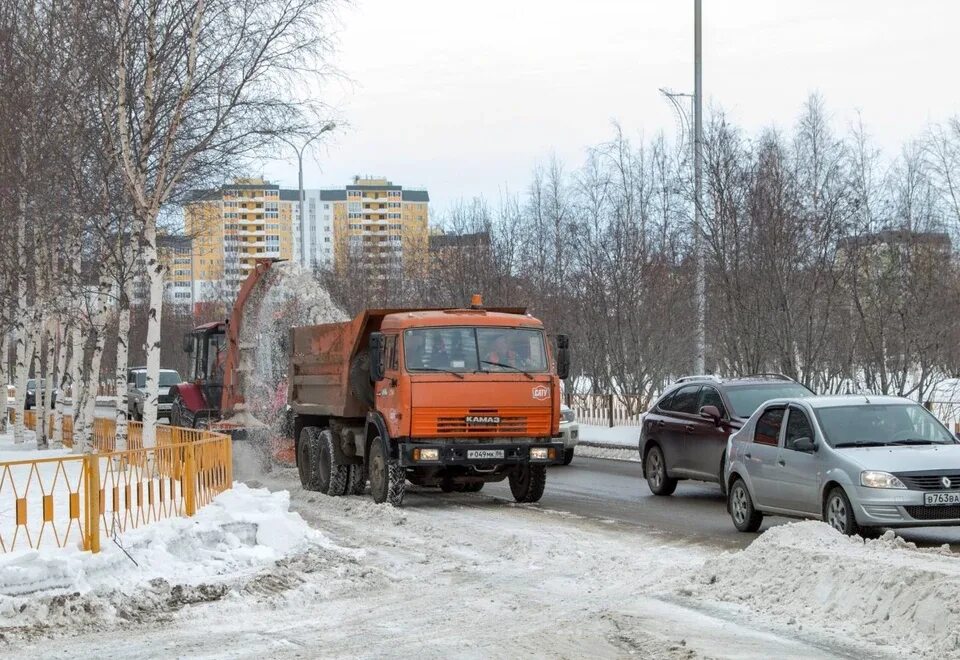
[320,429,350,496]
[509,465,546,503]
[349,353,375,408]
[347,463,366,495]
[298,427,325,492]
[368,438,405,506]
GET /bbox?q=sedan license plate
[467,449,504,460]
[924,491,960,506]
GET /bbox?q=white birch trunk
[141,226,165,448]
[75,276,111,454]
[0,323,8,435]
[33,319,48,449]
[69,322,85,443]
[12,322,32,444]
[114,287,132,450]
[52,322,68,449]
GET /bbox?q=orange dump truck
[289,298,570,506]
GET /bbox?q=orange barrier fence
[0,412,232,554]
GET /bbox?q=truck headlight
[561,410,575,423]
[413,448,439,461]
[860,471,907,489]
[530,447,552,460]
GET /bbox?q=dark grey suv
[639,375,814,496]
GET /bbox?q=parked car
[639,374,815,496]
[25,379,58,410]
[127,368,181,421]
[726,395,960,536]
[557,404,579,465]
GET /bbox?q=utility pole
[693,0,706,374]
[277,123,335,268]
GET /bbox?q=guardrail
[567,393,646,427]
[1,412,232,554]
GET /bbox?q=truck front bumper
[398,441,566,467]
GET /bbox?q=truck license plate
[924,492,960,506]
[467,449,504,460]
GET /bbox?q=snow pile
[0,484,347,632]
[236,262,347,432]
[680,521,960,656]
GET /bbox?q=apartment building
[184,179,296,304]
[331,176,430,278]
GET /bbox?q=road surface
[478,455,960,551]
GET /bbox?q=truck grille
[894,472,960,491]
[904,505,960,521]
[411,407,552,438]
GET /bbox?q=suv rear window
[662,385,701,415]
[725,383,812,418]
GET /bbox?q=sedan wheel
[729,478,763,533]
[825,487,863,536]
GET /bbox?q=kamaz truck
[289,297,570,506]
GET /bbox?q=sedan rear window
[725,384,812,418]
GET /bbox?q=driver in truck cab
[484,334,517,367]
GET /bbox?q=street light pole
[693,0,705,374]
[277,122,335,268]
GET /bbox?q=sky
[257,0,960,214]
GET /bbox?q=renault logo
[943,476,953,489]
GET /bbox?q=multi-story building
[131,234,193,308]
[185,178,296,304]
[329,176,430,278]
[289,189,336,271]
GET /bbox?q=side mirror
[182,335,193,353]
[556,334,570,380]
[793,436,817,453]
[699,405,722,424]
[369,332,385,382]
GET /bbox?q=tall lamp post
[659,0,705,375]
[277,122,336,267]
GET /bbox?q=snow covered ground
[575,424,643,462]
[4,462,960,658]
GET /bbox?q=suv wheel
[824,487,863,536]
[644,445,677,496]
[729,478,763,532]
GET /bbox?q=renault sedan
[725,395,960,535]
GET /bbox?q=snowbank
[578,424,641,448]
[0,484,343,632]
[680,521,960,656]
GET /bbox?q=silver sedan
[725,395,960,535]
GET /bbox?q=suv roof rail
[674,374,723,384]
[736,373,795,382]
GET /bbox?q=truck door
[377,334,406,439]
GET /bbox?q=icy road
[14,457,960,659]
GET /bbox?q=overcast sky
[257,0,960,214]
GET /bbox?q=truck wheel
[368,438,405,506]
[509,465,546,503]
[298,427,325,492]
[320,429,350,496]
[347,463,366,495]
[562,448,575,465]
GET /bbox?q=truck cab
[289,300,570,506]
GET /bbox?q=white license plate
[924,491,960,505]
[467,449,504,460]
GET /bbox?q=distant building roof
[429,231,490,250]
[320,189,347,201]
[347,183,403,191]
[279,189,300,201]
[402,190,430,202]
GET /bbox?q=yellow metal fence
[1,411,232,554]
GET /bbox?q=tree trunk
[75,275,111,453]
[12,322,32,444]
[0,321,7,435]
[52,321,68,449]
[141,225,165,447]
[69,321,85,445]
[34,318,48,449]
[114,287,132,450]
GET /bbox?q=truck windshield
[404,327,548,374]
